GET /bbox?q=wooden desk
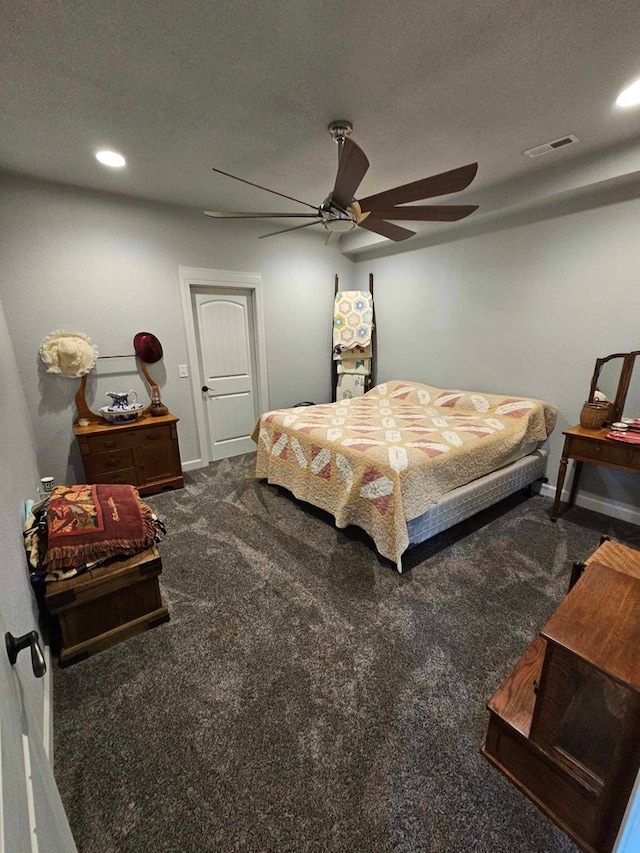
[483,560,640,852]
[551,425,640,520]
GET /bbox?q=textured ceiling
[2,1,640,253]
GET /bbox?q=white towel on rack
[337,358,371,376]
[333,343,372,360]
[336,373,366,400]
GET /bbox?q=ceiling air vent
[524,134,580,158]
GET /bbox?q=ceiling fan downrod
[328,120,352,179]
[328,120,353,145]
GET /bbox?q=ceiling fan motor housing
[320,198,357,232]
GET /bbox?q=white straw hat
[39,330,99,378]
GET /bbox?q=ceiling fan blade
[359,163,478,210]
[358,220,415,242]
[211,166,318,211]
[325,230,341,246]
[259,220,322,239]
[331,137,370,211]
[204,211,319,219]
[364,204,478,222]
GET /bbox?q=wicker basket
[579,401,611,430]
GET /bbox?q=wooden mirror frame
[74,357,157,423]
[589,351,640,424]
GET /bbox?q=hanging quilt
[332,291,374,349]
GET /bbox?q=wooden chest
[73,413,184,496]
[44,546,170,666]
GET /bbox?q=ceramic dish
[98,403,145,423]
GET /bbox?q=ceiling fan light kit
[319,200,358,233]
[322,217,356,233]
[205,121,478,243]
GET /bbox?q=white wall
[353,194,640,516]
[0,172,353,483]
[3,170,639,520]
[0,296,46,729]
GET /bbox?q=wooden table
[551,425,640,520]
[482,557,640,852]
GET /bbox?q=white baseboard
[539,482,640,527]
[181,458,206,472]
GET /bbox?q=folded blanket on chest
[43,484,160,571]
[252,381,557,566]
[333,291,374,349]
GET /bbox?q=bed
[251,381,557,571]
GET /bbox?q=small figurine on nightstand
[150,384,169,417]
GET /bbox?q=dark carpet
[53,454,640,852]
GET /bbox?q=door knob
[202,385,210,392]
[5,630,46,678]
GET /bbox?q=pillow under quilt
[44,484,159,571]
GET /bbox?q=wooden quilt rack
[331,272,376,403]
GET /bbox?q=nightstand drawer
[92,448,135,474]
[87,432,139,454]
[136,425,172,444]
[570,438,633,466]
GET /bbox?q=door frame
[179,267,269,468]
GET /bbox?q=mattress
[407,448,548,547]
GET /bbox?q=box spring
[407,449,548,547]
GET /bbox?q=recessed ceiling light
[616,79,640,107]
[95,150,126,168]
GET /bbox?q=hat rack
[97,352,158,391]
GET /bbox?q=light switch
[178,364,189,378]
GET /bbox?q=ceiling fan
[204,121,478,242]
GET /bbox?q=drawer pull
[104,440,116,449]
[107,455,120,467]
[147,433,160,441]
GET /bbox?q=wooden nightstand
[74,413,184,496]
[551,425,640,520]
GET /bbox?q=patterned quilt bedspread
[251,381,557,566]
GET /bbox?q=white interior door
[194,290,258,460]
[0,609,77,853]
